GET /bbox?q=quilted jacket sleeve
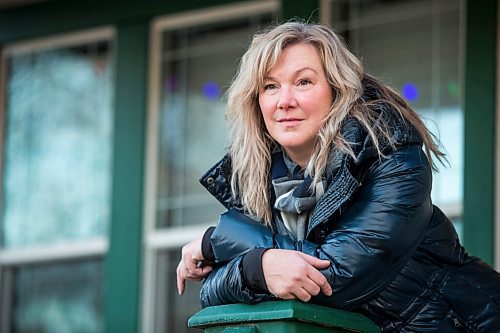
[201,144,433,308]
[199,255,276,307]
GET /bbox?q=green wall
[0,0,236,43]
[463,0,497,265]
[281,0,320,21]
[106,20,148,332]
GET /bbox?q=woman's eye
[264,84,277,91]
[298,79,312,86]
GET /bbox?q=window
[1,259,104,333]
[0,28,114,333]
[143,2,278,332]
[322,0,465,236]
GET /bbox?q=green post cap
[188,301,380,332]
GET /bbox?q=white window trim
[0,238,108,265]
[320,0,459,31]
[2,27,113,56]
[145,224,213,251]
[151,0,279,31]
[0,27,115,327]
[142,2,278,332]
[319,0,330,24]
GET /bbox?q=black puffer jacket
[198,107,500,332]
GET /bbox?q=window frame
[0,27,114,332]
[319,0,465,222]
[142,2,279,332]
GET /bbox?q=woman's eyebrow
[295,67,319,75]
[264,67,319,81]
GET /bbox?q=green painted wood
[281,0,320,22]
[104,21,148,333]
[206,321,352,333]
[0,0,238,43]
[189,301,380,333]
[214,326,259,333]
[463,0,497,265]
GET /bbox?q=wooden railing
[188,300,380,332]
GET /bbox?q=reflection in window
[328,0,463,221]
[5,259,104,333]
[156,15,274,228]
[149,12,276,333]
[2,41,114,248]
[154,250,201,333]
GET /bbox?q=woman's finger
[305,265,333,296]
[184,258,199,275]
[200,265,213,276]
[176,233,213,296]
[263,249,333,299]
[300,253,333,296]
[292,287,313,302]
[301,277,321,297]
[182,260,214,279]
[176,264,186,295]
[300,252,331,269]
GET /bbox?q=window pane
[3,259,104,333]
[149,12,277,333]
[329,0,463,219]
[156,15,273,228]
[154,250,202,333]
[2,40,114,248]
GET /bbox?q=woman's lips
[277,118,303,126]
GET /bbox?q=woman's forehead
[262,43,325,78]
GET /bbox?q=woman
[176,22,500,332]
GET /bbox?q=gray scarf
[271,152,326,241]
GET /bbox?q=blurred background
[0,0,497,332]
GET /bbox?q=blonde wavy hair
[226,21,444,225]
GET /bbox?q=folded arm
[201,145,433,308]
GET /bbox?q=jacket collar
[307,107,422,235]
[200,107,422,235]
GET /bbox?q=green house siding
[105,21,148,333]
[463,0,497,265]
[0,0,238,43]
[281,0,320,21]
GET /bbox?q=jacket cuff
[201,226,216,263]
[241,248,270,293]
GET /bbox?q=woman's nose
[276,87,297,110]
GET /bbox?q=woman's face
[258,43,333,167]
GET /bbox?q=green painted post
[105,20,148,333]
[188,301,380,333]
[463,0,497,265]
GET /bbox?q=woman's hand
[176,236,213,295]
[262,249,332,302]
